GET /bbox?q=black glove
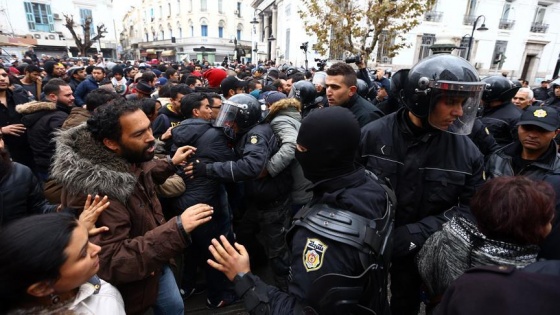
[191,160,207,178]
[392,225,424,258]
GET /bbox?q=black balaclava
[295,106,360,183]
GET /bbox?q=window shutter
[24,2,36,30]
[46,4,54,32]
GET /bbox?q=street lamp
[466,15,488,61]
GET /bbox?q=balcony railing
[499,19,515,30]
[530,22,549,33]
[463,14,476,25]
[424,11,443,22]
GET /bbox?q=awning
[161,50,175,56]
[145,49,156,54]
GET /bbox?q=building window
[24,2,54,32]
[79,9,95,35]
[285,28,290,60]
[237,30,241,40]
[201,0,207,12]
[237,2,241,17]
[418,33,436,61]
[218,0,223,13]
[458,36,470,59]
[201,25,208,37]
[491,40,508,70]
[285,4,291,17]
[218,26,223,38]
[463,0,477,25]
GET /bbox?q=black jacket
[0,162,56,226]
[0,87,35,169]
[152,104,184,153]
[468,118,500,158]
[533,87,550,101]
[206,123,292,205]
[18,102,70,173]
[342,94,384,127]
[171,118,235,208]
[360,108,484,255]
[234,168,390,314]
[485,141,560,260]
[479,101,522,147]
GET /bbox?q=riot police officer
[207,106,395,315]
[189,94,293,291]
[359,54,485,315]
[288,80,319,118]
[479,75,523,147]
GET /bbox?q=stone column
[271,6,277,61]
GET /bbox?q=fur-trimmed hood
[15,101,56,115]
[265,98,302,122]
[50,124,136,203]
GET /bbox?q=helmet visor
[428,81,485,135]
[214,100,240,128]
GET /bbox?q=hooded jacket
[50,124,190,315]
[265,99,312,204]
[171,118,235,208]
[17,101,70,173]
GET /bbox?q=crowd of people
[0,51,559,315]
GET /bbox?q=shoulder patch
[303,238,328,272]
[250,135,259,144]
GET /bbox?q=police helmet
[286,67,300,77]
[289,80,317,105]
[402,54,485,135]
[402,54,481,118]
[356,79,369,98]
[224,94,262,133]
[481,76,520,103]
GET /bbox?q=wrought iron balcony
[424,11,443,22]
[499,19,515,30]
[530,22,549,33]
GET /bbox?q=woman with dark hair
[417,176,555,312]
[0,208,125,314]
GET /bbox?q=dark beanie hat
[295,106,360,183]
[112,65,124,76]
[43,61,55,75]
[136,81,154,95]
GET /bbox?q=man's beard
[119,141,156,164]
[0,148,13,180]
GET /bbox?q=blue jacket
[74,77,100,106]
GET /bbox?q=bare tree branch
[62,14,107,56]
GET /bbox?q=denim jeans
[153,265,184,315]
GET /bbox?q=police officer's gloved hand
[192,161,207,178]
[392,225,424,258]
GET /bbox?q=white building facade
[0,0,118,58]
[256,0,560,85]
[120,0,255,64]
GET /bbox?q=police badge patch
[303,238,328,272]
[250,135,258,144]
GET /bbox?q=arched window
[201,18,208,37]
[188,19,193,37]
[218,20,225,38]
[237,23,243,40]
